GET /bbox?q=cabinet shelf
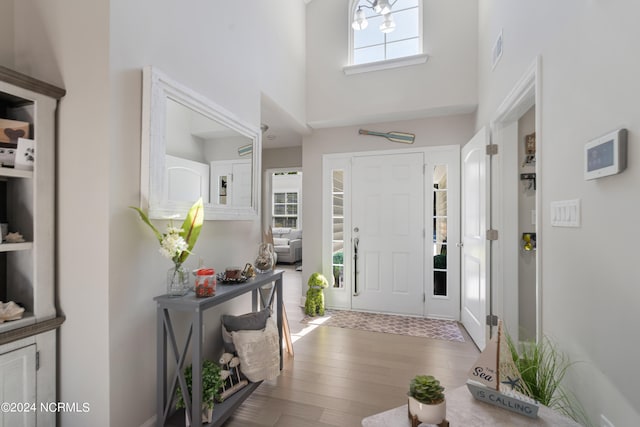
[0,242,33,252]
[0,312,35,334]
[0,167,33,179]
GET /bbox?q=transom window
[350,0,421,66]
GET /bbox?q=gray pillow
[222,308,271,332]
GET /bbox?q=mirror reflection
[141,66,261,220]
[165,98,253,208]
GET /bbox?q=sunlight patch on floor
[290,315,332,343]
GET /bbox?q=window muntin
[273,191,299,228]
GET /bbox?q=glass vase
[254,242,275,273]
[167,263,189,297]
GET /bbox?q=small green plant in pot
[408,375,446,424]
[175,360,224,424]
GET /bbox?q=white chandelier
[352,0,398,34]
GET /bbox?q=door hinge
[486,229,499,241]
[486,144,498,156]
[423,293,426,303]
[36,351,40,371]
[486,314,499,327]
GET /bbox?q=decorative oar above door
[358,129,415,144]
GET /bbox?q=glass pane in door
[433,165,448,296]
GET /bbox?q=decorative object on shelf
[0,301,25,323]
[0,118,30,143]
[304,272,329,316]
[522,233,536,251]
[254,242,275,273]
[131,198,204,297]
[0,143,16,167]
[15,137,35,170]
[4,231,25,243]
[195,268,216,298]
[218,352,248,401]
[358,128,415,144]
[175,359,224,426]
[408,374,447,426]
[224,266,243,280]
[466,319,539,418]
[242,262,255,278]
[522,132,536,166]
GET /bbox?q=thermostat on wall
[584,128,627,180]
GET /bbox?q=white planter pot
[408,395,446,424]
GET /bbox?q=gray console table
[155,270,284,427]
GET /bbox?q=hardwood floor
[223,265,479,427]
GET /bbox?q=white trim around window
[343,53,429,75]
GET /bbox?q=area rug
[302,310,465,342]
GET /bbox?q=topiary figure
[304,272,329,316]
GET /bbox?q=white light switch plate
[550,199,581,227]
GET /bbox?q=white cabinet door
[0,345,36,427]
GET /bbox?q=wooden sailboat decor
[466,319,540,418]
[358,129,415,144]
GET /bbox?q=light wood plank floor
[224,266,479,427]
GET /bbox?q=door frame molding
[322,145,460,317]
[489,56,542,343]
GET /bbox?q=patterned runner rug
[302,310,465,342]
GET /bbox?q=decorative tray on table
[217,273,248,284]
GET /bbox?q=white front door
[461,128,490,349]
[351,152,424,315]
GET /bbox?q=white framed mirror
[140,66,261,220]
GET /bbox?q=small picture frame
[15,137,35,171]
[525,132,536,155]
[584,128,627,180]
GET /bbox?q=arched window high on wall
[348,0,423,68]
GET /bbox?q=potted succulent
[175,360,224,425]
[408,374,446,424]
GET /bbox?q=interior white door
[351,152,424,315]
[461,128,490,350]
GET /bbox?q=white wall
[6,0,307,426]
[477,1,640,424]
[302,114,475,288]
[306,0,478,128]
[262,146,302,170]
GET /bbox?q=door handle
[353,237,359,296]
[456,242,464,248]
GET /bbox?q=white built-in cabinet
[0,66,65,427]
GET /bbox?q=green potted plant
[408,374,446,424]
[175,360,224,424]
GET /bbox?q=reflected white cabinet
[165,155,210,204]
[210,159,252,207]
[0,66,65,427]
